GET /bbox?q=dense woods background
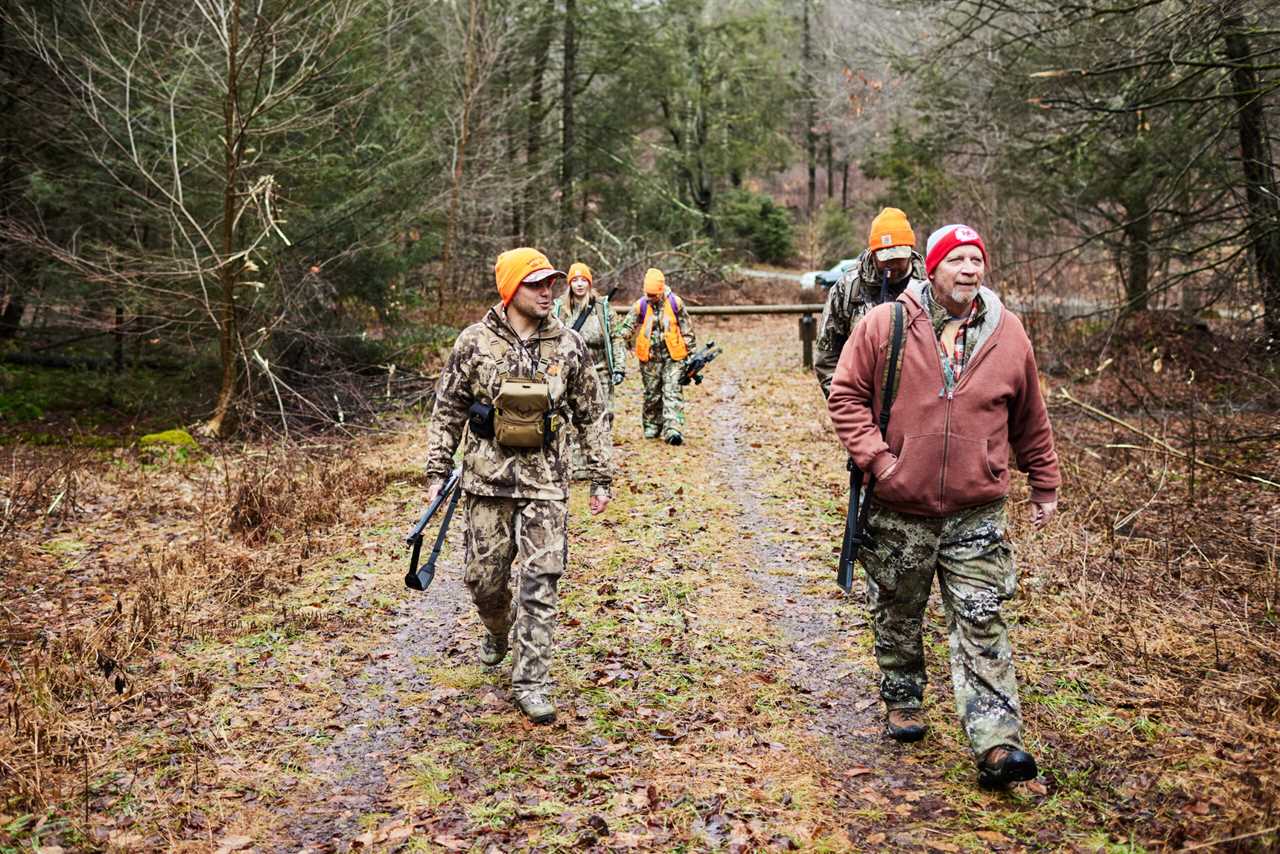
[3,2,1280,850]
[2,0,1276,436]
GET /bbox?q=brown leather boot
[977,745,1038,789]
[885,708,928,742]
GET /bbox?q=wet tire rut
[276,546,471,852]
[710,372,940,839]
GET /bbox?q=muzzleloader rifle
[404,465,462,591]
[680,341,722,386]
[837,271,905,591]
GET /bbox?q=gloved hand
[611,371,625,386]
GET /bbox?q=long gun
[404,465,462,591]
[837,270,901,592]
[837,460,867,592]
[679,341,722,386]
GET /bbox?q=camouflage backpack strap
[534,333,557,378]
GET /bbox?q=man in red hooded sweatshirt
[827,224,1061,789]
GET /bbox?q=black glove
[611,371,625,386]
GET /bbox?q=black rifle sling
[878,302,905,435]
[571,299,593,333]
[838,301,906,591]
[857,302,906,527]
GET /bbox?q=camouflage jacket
[551,295,625,384]
[814,249,927,398]
[424,305,613,501]
[616,289,696,362]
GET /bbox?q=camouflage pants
[462,493,568,697]
[570,367,613,479]
[639,357,685,439]
[861,499,1023,757]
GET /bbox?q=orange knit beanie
[567,262,593,284]
[494,248,564,306]
[867,208,916,260]
[643,268,666,296]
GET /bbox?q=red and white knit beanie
[925,224,988,277]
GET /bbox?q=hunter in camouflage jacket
[814,248,927,398]
[424,304,613,500]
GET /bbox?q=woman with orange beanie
[552,262,625,477]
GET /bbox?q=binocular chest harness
[468,332,560,449]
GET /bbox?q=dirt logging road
[3,315,1278,852]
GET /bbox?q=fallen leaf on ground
[214,835,253,854]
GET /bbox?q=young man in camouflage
[828,225,1061,789]
[616,268,696,445]
[814,207,927,398]
[423,247,612,724]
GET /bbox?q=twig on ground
[1176,824,1280,851]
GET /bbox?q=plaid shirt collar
[923,285,985,391]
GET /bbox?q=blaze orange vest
[634,294,688,362]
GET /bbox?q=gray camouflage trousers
[462,493,568,697]
[639,357,685,439]
[861,498,1023,758]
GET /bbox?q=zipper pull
[947,390,954,401]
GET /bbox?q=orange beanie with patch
[867,207,916,255]
[567,262,593,284]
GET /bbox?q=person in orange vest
[616,268,696,444]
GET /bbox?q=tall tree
[3,0,429,434]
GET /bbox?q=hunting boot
[976,745,1038,789]
[480,601,517,666]
[886,708,928,742]
[664,432,683,446]
[515,691,557,724]
[479,630,509,666]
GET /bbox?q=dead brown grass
[0,437,404,826]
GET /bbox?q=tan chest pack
[491,336,559,449]
[494,376,552,448]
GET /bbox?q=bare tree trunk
[1121,204,1152,313]
[802,0,815,215]
[501,55,522,239]
[0,2,23,342]
[441,0,482,299]
[825,132,833,199]
[205,0,243,439]
[1223,11,1280,342]
[841,160,849,209]
[560,0,576,228]
[522,0,555,240]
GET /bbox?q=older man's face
[930,245,985,311]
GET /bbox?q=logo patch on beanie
[880,234,892,245]
[956,226,979,241]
